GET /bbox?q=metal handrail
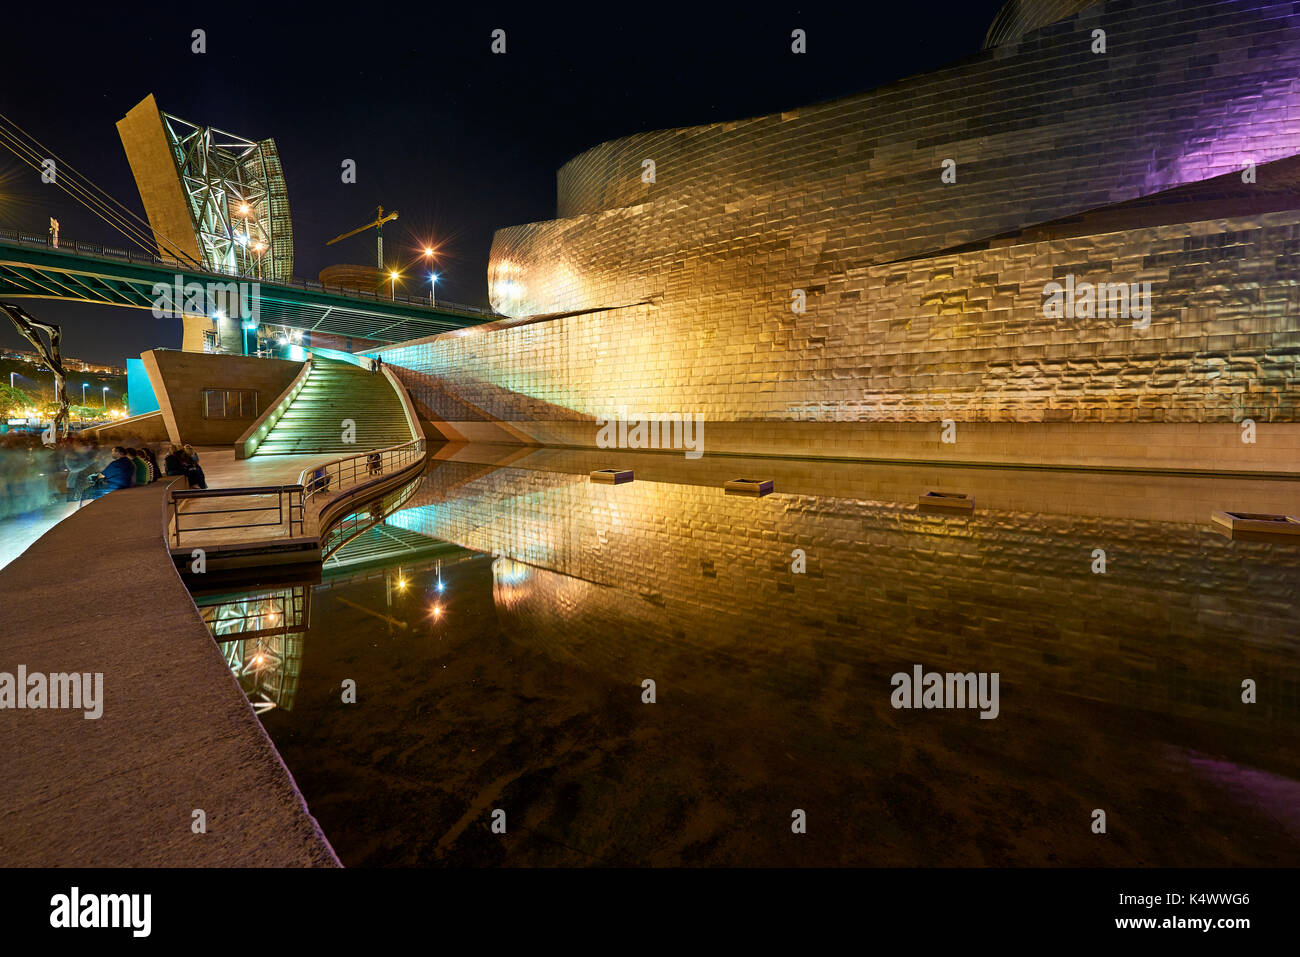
[169,484,305,546]
[319,473,423,560]
[0,227,500,318]
[298,438,427,508]
[165,440,426,548]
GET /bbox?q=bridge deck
[0,230,501,343]
[0,481,339,866]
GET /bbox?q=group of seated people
[91,443,208,496]
[163,444,208,489]
[97,445,158,491]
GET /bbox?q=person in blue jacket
[98,447,137,491]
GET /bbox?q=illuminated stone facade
[378,0,1300,470]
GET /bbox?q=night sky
[1,3,1006,364]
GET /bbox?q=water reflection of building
[191,512,465,709]
[194,585,309,713]
[391,461,1300,735]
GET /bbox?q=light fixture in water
[591,468,634,484]
[724,478,774,497]
[918,491,974,512]
[1211,511,1300,540]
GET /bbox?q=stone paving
[0,480,339,866]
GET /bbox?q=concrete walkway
[0,481,339,866]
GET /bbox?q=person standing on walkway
[62,437,98,502]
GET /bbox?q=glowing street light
[101,386,109,408]
[422,247,439,305]
[81,382,89,404]
[390,270,400,300]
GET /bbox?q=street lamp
[238,203,252,274]
[390,270,399,300]
[101,386,109,408]
[9,372,16,389]
[430,272,439,306]
[82,382,89,404]
[422,247,438,305]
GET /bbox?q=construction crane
[326,205,398,270]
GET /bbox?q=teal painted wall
[127,357,159,416]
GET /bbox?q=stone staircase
[254,359,414,456]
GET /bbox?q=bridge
[0,226,498,344]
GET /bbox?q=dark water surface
[192,448,1300,866]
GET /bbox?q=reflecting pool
[193,445,1300,866]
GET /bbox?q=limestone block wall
[377,0,1300,466]
[380,208,1300,469]
[143,349,304,446]
[501,0,1300,317]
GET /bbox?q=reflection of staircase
[255,359,413,455]
[325,523,450,570]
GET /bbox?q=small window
[203,389,258,419]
